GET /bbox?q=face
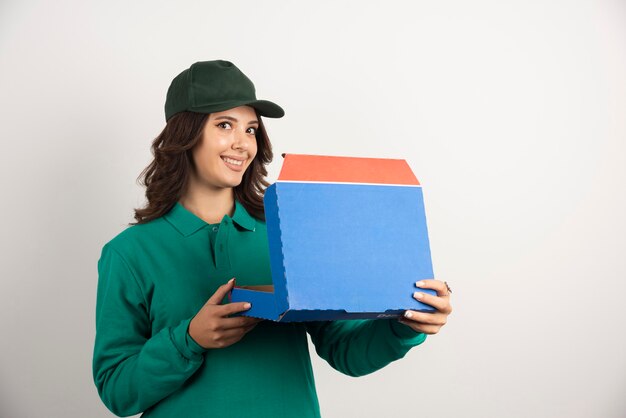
[190,106,259,191]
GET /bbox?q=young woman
[93,60,452,417]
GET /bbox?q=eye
[246,127,258,135]
[217,122,232,129]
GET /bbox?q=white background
[1,1,625,417]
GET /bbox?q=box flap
[273,181,434,313]
[278,153,420,185]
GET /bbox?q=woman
[93,60,452,417]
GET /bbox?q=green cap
[164,60,285,122]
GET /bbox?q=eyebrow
[213,116,259,125]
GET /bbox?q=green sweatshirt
[93,200,426,417]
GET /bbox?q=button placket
[207,225,218,268]
[214,218,232,271]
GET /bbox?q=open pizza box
[229,153,436,321]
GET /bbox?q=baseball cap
[164,60,285,121]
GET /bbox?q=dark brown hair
[130,110,273,225]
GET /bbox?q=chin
[222,177,244,188]
[227,181,243,188]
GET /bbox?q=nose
[232,129,249,151]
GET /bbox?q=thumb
[206,278,235,305]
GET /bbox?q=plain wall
[1,1,625,417]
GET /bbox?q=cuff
[170,317,208,361]
[389,319,428,346]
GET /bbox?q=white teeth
[222,157,243,166]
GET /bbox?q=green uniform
[93,200,426,417]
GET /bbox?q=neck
[179,183,235,224]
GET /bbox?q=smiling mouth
[221,156,244,166]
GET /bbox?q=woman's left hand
[398,279,453,335]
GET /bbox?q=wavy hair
[130,111,273,225]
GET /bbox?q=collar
[165,199,256,237]
[231,199,257,231]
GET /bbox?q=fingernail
[244,303,251,309]
[416,281,425,287]
[413,292,424,300]
[404,311,413,318]
[229,278,235,284]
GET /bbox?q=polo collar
[165,199,256,237]
[232,199,257,231]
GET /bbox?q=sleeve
[92,244,207,417]
[305,318,427,378]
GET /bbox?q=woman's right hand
[188,278,262,349]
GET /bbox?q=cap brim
[189,99,285,118]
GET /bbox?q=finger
[412,291,452,314]
[415,279,450,297]
[209,327,252,348]
[218,316,262,330]
[218,301,253,317]
[207,278,236,305]
[242,322,259,334]
[221,323,259,341]
[398,318,442,335]
[402,310,448,326]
